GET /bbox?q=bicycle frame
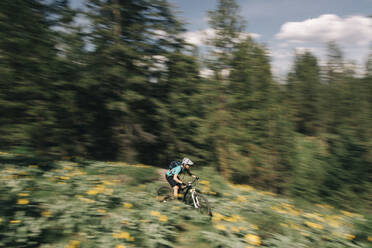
[182,177,199,207]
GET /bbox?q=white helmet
[182,157,194,166]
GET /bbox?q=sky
[167,0,372,79]
[70,0,372,79]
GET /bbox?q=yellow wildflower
[86,189,99,195]
[42,210,52,217]
[215,224,227,231]
[115,245,126,248]
[224,214,242,222]
[102,180,114,185]
[113,232,130,239]
[158,215,168,222]
[10,220,21,224]
[212,212,224,222]
[250,224,259,230]
[301,232,310,237]
[150,211,161,217]
[340,210,354,217]
[232,214,243,221]
[368,236,372,242]
[123,203,133,209]
[224,216,237,222]
[18,193,29,197]
[270,206,287,214]
[0,218,2,223]
[305,221,323,230]
[235,195,247,202]
[200,180,210,185]
[97,209,106,214]
[113,232,134,241]
[17,199,29,205]
[316,204,333,209]
[289,222,301,230]
[230,184,254,191]
[326,215,341,228]
[288,208,300,216]
[303,213,324,222]
[260,191,276,196]
[63,165,73,170]
[230,226,240,232]
[60,176,70,180]
[245,234,261,246]
[65,240,80,248]
[345,234,355,240]
[280,223,288,228]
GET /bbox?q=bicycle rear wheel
[156,186,172,202]
[194,193,212,216]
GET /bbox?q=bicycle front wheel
[156,186,172,202]
[194,193,212,216]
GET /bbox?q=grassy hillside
[0,152,371,248]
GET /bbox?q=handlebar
[186,177,199,186]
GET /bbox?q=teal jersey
[166,165,182,177]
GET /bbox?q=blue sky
[70,0,372,78]
[168,0,372,78]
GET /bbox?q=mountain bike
[156,177,212,216]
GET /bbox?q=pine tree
[0,0,58,156]
[205,0,246,178]
[229,38,296,191]
[84,0,188,161]
[286,51,322,135]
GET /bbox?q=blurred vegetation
[0,0,371,246]
[0,154,371,247]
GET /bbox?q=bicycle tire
[156,186,172,202]
[194,193,212,216]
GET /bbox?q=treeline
[0,0,371,208]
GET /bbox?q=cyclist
[165,157,198,200]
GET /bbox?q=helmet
[182,157,194,166]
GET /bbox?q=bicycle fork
[191,189,200,208]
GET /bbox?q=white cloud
[182,28,214,46]
[183,28,261,46]
[270,15,372,79]
[276,14,372,45]
[200,67,213,78]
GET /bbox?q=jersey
[166,165,182,177]
[166,165,192,177]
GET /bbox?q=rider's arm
[186,169,196,178]
[173,173,183,184]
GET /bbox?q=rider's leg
[173,185,179,199]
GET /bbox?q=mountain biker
[165,157,198,200]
